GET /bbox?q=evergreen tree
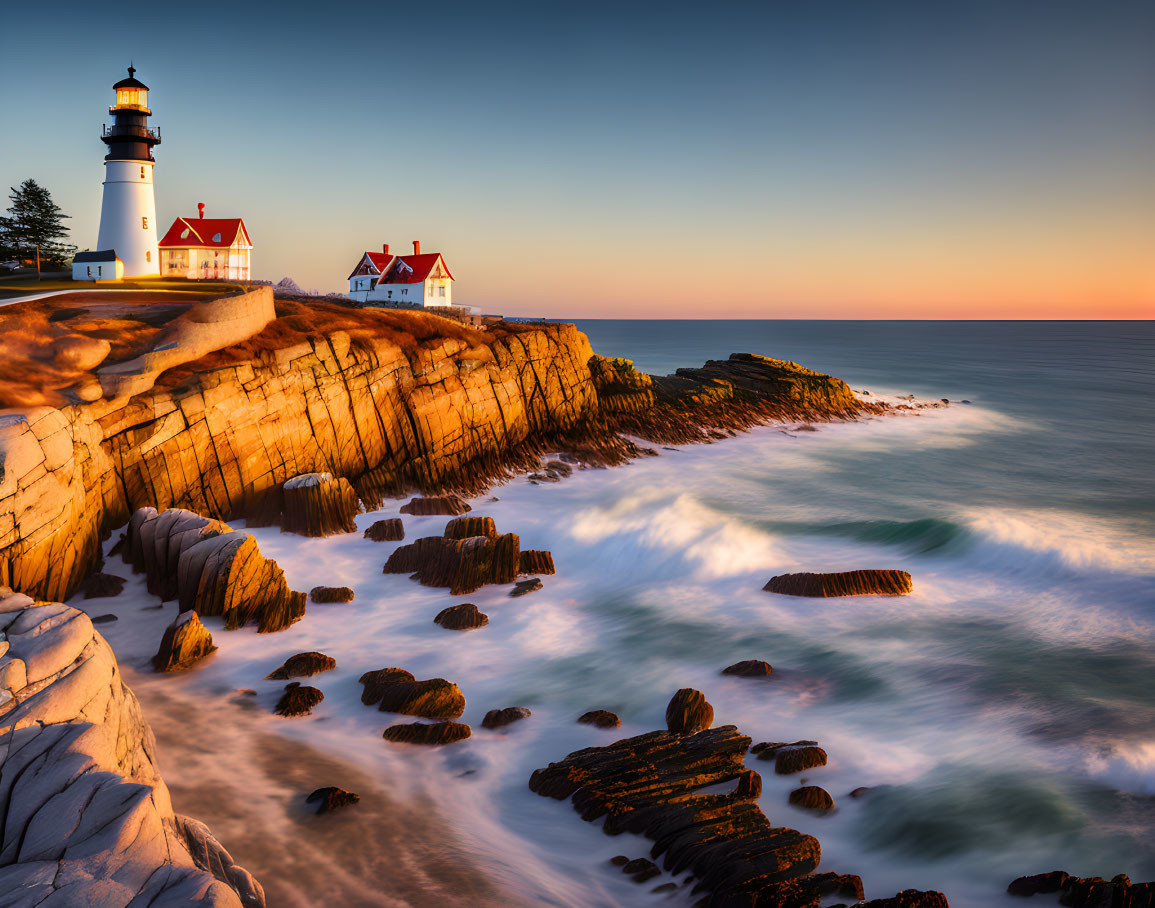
[0,179,76,266]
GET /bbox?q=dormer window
[212,233,222,243]
[181,228,190,239]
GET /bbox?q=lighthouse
[96,66,161,277]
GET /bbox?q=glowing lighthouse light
[96,65,161,277]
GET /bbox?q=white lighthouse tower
[96,66,162,277]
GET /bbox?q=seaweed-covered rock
[578,710,621,729]
[310,586,354,603]
[511,578,543,597]
[774,745,828,775]
[443,515,497,539]
[364,518,405,542]
[434,603,489,630]
[82,571,126,599]
[519,550,556,575]
[153,610,217,672]
[358,668,465,719]
[384,533,520,595]
[722,659,773,677]
[275,682,324,717]
[305,787,360,814]
[280,473,359,537]
[482,707,532,729]
[400,496,471,516]
[383,721,472,745]
[265,652,337,680]
[665,688,714,734]
[789,786,835,810]
[763,570,913,597]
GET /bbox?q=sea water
[80,320,1155,907]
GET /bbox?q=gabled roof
[347,251,394,280]
[74,250,120,263]
[158,217,251,249]
[377,253,454,285]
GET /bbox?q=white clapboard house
[346,241,453,307]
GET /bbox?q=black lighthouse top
[101,66,160,163]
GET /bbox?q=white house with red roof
[347,241,453,307]
[158,206,252,280]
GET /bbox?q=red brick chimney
[412,240,421,255]
[382,244,390,254]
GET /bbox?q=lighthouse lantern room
[96,66,161,278]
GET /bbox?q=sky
[1,0,1152,318]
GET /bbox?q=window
[181,228,190,239]
[86,266,91,277]
[211,233,222,243]
[142,216,148,229]
[438,285,445,297]
[97,266,102,277]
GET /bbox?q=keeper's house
[346,241,453,307]
[158,211,252,280]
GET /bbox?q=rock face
[127,507,306,633]
[264,652,336,680]
[305,787,360,814]
[309,586,354,603]
[666,688,714,734]
[382,721,472,746]
[482,707,532,729]
[276,473,359,537]
[443,515,496,539]
[0,590,263,906]
[358,668,466,719]
[153,610,217,672]
[364,518,404,541]
[434,603,489,630]
[400,496,472,516]
[764,570,913,597]
[1007,871,1153,906]
[518,550,556,575]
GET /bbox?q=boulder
[281,473,359,537]
[382,721,472,745]
[763,570,913,597]
[789,786,835,810]
[1005,871,1153,907]
[153,610,217,672]
[862,892,950,908]
[481,706,532,729]
[52,333,111,370]
[443,515,497,539]
[385,533,521,595]
[774,745,828,775]
[511,578,543,597]
[275,682,324,717]
[722,659,773,677]
[665,688,714,734]
[400,496,471,516]
[310,586,354,603]
[434,603,489,630]
[621,857,660,883]
[364,518,405,541]
[518,550,556,575]
[358,668,465,719]
[578,710,621,729]
[305,787,360,814]
[265,652,337,680]
[82,571,126,599]
[1007,871,1070,897]
[91,613,118,624]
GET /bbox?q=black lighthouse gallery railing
[101,124,161,140]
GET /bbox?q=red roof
[377,253,454,285]
[346,252,394,280]
[158,217,250,249]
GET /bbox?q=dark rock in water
[281,473,359,537]
[578,710,621,729]
[265,651,337,680]
[940,398,950,404]
[763,569,913,597]
[91,613,118,624]
[651,882,677,894]
[482,706,532,729]
[961,399,972,404]
[811,872,866,901]
[400,495,471,516]
[358,668,465,718]
[153,611,216,671]
[511,578,543,597]
[622,857,660,882]
[752,740,817,757]
[518,550,556,575]
[443,515,497,539]
[775,745,828,775]
[385,533,521,595]
[609,856,630,867]
[862,891,950,907]
[722,659,773,677]
[310,585,354,603]
[275,682,324,717]
[82,572,126,599]
[383,721,472,745]
[1007,871,1070,896]
[665,688,713,734]
[142,603,165,610]
[306,787,360,814]
[849,786,873,799]
[434,603,489,630]
[789,786,835,810]
[364,518,404,541]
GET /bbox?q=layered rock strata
[0,590,262,906]
[358,668,466,719]
[153,610,217,672]
[254,472,360,537]
[764,570,914,597]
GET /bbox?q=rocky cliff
[0,587,262,906]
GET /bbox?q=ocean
[84,319,1155,907]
